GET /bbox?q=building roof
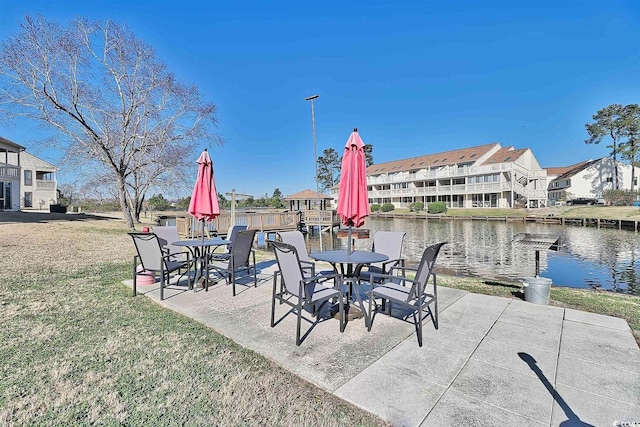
[545,160,593,177]
[481,146,527,164]
[549,159,602,181]
[284,189,332,201]
[0,135,26,151]
[366,143,499,175]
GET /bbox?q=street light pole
[305,94,323,251]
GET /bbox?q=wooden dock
[165,211,302,238]
[302,210,341,234]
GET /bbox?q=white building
[347,142,548,209]
[20,151,58,210]
[0,136,24,211]
[546,157,640,204]
[0,135,59,211]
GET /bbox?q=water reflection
[305,218,639,295]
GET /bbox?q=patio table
[173,238,230,291]
[310,250,388,322]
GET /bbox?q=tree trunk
[613,145,620,190]
[116,174,136,230]
[631,137,637,192]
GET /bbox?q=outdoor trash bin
[522,277,552,304]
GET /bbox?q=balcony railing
[0,164,20,179]
[36,180,56,190]
[368,163,548,185]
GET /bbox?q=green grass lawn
[0,263,387,426]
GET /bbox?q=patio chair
[152,225,187,263]
[269,240,344,346]
[358,231,406,282]
[210,224,248,261]
[278,230,319,277]
[206,229,257,296]
[367,241,447,347]
[129,232,191,300]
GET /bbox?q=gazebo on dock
[284,189,333,211]
[284,189,339,233]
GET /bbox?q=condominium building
[360,142,548,209]
[547,157,640,205]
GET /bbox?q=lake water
[303,217,640,295]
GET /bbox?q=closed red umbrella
[188,149,220,238]
[337,128,370,253]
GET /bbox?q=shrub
[427,201,447,214]
[370,204,381,212]
[381,203,395,212]
[409,201,424,212]
[604,189,638,206]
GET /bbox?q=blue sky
[1,0,639,198]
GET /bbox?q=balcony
[36,180,56,190]
[0,164,20,180]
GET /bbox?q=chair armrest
[369,271,416,288]
[303,272,342,290]
[381,258,405,271]
[388,265,417,277]
[300,260,316,275]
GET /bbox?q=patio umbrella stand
[337,128,370,254]
[187,148,221,286]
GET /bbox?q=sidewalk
[127,261,640,427]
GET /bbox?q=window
[634,177,638,186]
[24,170,32,186]
[24,192,33,208]
[606,177,613,183]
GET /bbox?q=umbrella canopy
[337,128,370,229]
[188,149,220,222]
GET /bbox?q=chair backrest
[152,226,182,256]
[370,231,406,270]
[271,241,305,298]
[230,229,256,267]
[278,231,310,262]
[227,225,248,252]
[414,242,447,291]
[129,233,165,271]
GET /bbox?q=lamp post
[305,94,323,251]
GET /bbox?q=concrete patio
[126,260,640,427]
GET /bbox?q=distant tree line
[61,188,287,212]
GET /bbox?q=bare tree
[0,15,221,229]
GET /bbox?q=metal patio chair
[358,231,406,282]
[367,241,447,347]
[152,225,187,263]
[278,230,322,277]
[129,232,191,300]
[269,240,344,346]
[206,229,257,296]
[210,224,248,261]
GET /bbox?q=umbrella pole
[347,222,353,254]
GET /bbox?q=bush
[409,201,424,212]
[381,203,395,212]
[604,189,638,206]
[370,204,381,212]
[427,201,447,214]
